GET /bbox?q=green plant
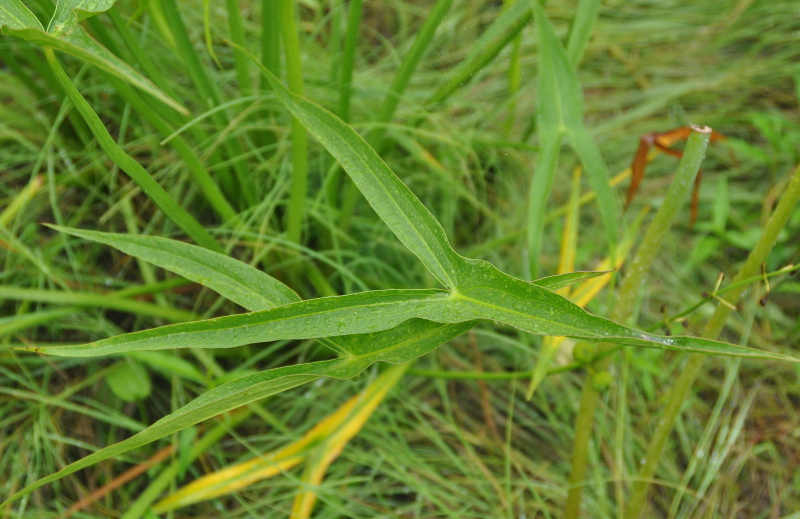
[2,0,799,517]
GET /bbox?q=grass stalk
[261,0,282,81]
[161,0,255,207]
[44,49,223,253]
[102,75,239,224]
[565,0,601,66]
[336,0,363,122]
[226,0,251,97]
[563,126,713,519]
[372,0,454,151]
[279,0,309,245]
[336,0,453,230]
[623,160,800,518]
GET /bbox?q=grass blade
[528,1,617,278]
[0,287,197,323]
[565,0,601,66]
[279,0,309,244]
[43,49,222,253]
[49,225,300,311]
[426,0,531,106]
[336,0,362,122]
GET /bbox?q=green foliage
[1,0,799,516]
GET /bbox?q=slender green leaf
[258,63,463,288]
[19,290,451,357]
[22,273,797,362]
[49,225,300,311]
[565,0,601,66]
[427,0,532,106]
[528,1,617,278]
[43,49,221,253]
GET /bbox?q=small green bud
[591,371,613,392]
[572,342,595,364]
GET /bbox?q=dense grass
[1,0,799,517]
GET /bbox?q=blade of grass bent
[43,49,222,253]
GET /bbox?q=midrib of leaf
[24,290,452,357]
[453,292,604,338]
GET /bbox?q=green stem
[623,161,800,519]
[161,0,255,207]
[564,126,712,519]
[226,0,251,97]
[261,0,282,81]
[44,49,223,253]
[337,0,363,122]
[280,0,309,245]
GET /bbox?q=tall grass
[1,1,799,517]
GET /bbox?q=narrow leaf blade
[256,62,464,289]
[49,225,300,311]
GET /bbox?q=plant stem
[226,0,251,97]
[337,0,362,122]
[161,0,255,207]
[279,0,309,245]
[623,160,800,519]
[564,126,713,519]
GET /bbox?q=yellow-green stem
[564,126,712,519]
[280,0,309,245]
[623,160,800,518]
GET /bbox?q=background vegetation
[1,0,799,517]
